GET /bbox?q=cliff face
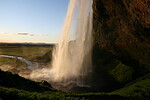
[93,0,150,66]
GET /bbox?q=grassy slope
[0,70,83,100]
[71,73,150,100]
[0,86,84,100]
[0,70,149,100]
[91,46,138,92]
[110,73,150,97]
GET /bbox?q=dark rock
[91,0,150,92]
[93,0,150,66]
[0,70,52,92]
[41,80,52,88]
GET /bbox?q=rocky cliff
[93,0,150,66]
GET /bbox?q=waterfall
[29,0,93,86]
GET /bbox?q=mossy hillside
[110,73,150,97]
[0,86,84,100]
[0,70,149,100]
[0,70,55,92]
[91,46,135,91]
[72,73,150,99]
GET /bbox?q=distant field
[0,45,53,62]
[0,44,54,74]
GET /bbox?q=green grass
[0,70,85,100]
[71,73,150,98]
[110,73,150,97]
[0,86,85,100]
[110,79,150,97]
[0,68,149,100]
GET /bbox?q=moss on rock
[109,62,134,83]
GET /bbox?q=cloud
[17,33,48,36]
[0,32,48,36]
[17,33,30,36]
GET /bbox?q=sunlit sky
[0,0,69,43]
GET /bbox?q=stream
[0,54,32,66]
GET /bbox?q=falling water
[29,0,93,86]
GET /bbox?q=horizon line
[0,42,57,44]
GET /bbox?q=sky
[0,0,69,43]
